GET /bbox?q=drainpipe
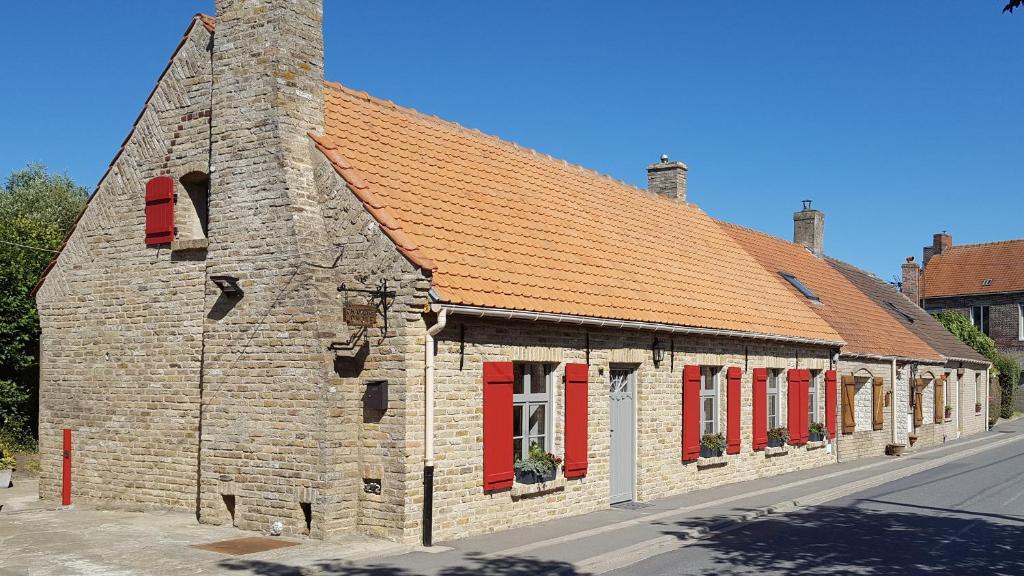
[891,358,898,445]
[422,307,447,547]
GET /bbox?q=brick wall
[922,293,1024,365]
[428,317,836,542]
[835,359,893,461]
[35,20,214,510]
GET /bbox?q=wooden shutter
[726,367,741,455]
[563,363,589,479]
[841,375,856,434]
[914,378,924,427]
[871,377,884,431]
[799,369,810,444]
[752,368,768,450]
[682,365,701,462]
[787,369,801,445]
[825,370,837,439]
[482,362,514,491]
[144,176,175,245]
[934,377,945,424]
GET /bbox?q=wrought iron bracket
[337,278,398,337]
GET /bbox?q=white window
[700,366,720,435]
[971,306,990,335]
[1018,304,1023,341]
[767,369,780,429]
[925,307,943,315]
[513,363,553,460]
[809,370,820,424]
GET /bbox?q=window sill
[696,456,728,468]
[944,418,953,423]
[170,238,209,252]
[511,475,565,499]
[763,446,788,457]
[806,440,826,450]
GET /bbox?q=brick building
[33,1,989,545]
[902,234,1024,369]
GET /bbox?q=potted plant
[944,405,953,419]
[513,443,561,484]
[700,433,726,457]
[0,449,14,489]
[808,422,827,442]
[976,402,983,413]
[767,427,789,448]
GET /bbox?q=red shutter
[682,365,701,461]
[563,363,589,479]
[482,362,514,491]
[752,368,768,449]
[726,367,741,454]
[825,370,837,439]
[800,369,811,444]
[144,176,175,245]
[787,369,801,445]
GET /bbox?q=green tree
[934,310,1019,420]
[0,164,87,447]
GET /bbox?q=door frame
[608,364,638,504]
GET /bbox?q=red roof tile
[923,239,1024,298]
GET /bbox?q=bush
[933,311,999,361]
[993,354,1021,419]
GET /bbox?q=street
[3,419,1023,575]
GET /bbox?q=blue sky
[2,1,1021,280]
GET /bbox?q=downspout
[891,358,898,445]
[422,307,447,547]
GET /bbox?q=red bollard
[62,428,71,506]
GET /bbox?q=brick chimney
[922,231,952,266]
[901,256,921,305]
[647,155,688,201]
[793,200,824,257]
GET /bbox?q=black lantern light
[652,337,665,367]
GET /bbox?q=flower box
[511,471,565,499]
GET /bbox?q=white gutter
[424,308,448,466]
[433,303,845,348]
[891,358,898,445]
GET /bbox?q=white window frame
[1018,304,1023,341]
[767,369,780,430]
[513,363,553,461]
[700,366,720,435]
[971,305,990,335]
[809,370,820,424]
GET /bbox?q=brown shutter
[934,376,945,424]
[871,377,884,431]
[914,378,924,427]
[841,375,856,434]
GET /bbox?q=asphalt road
[610,422,1024,576]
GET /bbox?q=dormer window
[885,301,915,323]
[982,278,993,287]
[779,272,820,303]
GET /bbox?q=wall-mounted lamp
[957,362,965,378]
[652,337,665,367]
[210,275,244,297]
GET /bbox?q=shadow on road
[659,503,1024,575]
[218,552,582,576]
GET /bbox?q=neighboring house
[831,259,990,443]
[902,234,1024,368]
[723,204,974,461]
[30,1,989,546]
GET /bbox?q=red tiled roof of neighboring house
[922,239,1024,299]
[829,258,989,365]
[316,83,844,343]
[722,222,942,361]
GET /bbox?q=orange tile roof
[722,223,942,361]
[923,239,1024,298]
[318,83,843,343]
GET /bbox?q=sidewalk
[2,420,1021,576]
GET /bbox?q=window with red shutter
[825,370,837,439]
[482,362,514,491]
[799,369,811,444]
[145,176,175,245]
[787,369,801,445]
[563,363,589,479]
[752,368,768,449]
[682,365,701,461]
[726,367,741,454]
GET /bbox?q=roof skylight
[779,272,820,303]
